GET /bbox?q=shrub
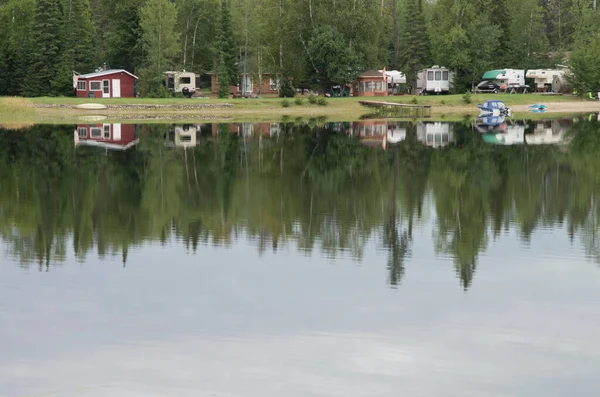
[294,97,304,105]
[278,78,296,98]
[281,99,291,107]
[410,96,418,104]
[308,94,317,104]
[462,90,472,104]
[317,97,328,106]
[440,100,446,105]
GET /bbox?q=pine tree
[21,0,65,96]
[399,0,430,93]
[215,0,238,89]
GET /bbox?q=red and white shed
[73,69,138,98]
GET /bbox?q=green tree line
[1,118,600,289]
[2,0,600,96]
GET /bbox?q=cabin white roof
[77,69,138,80]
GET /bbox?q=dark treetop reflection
[1,117,600,289]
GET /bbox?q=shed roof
[78,69,138,79]
[358,70,384,78]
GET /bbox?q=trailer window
[435,71,441,81]
[427,71,433,80]
[442,71,449,81]
[179,77,191,84]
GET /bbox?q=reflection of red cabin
[74,69,137,98]
[74,123,138,150]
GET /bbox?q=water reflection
[1,117,600,289]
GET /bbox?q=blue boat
[477,100,510,116]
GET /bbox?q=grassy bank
[0,94,595,124]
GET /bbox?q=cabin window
[375,81,382,91]
[103,124,111,139]
[269,77,280,91]
[77,81,86,91]
[442,71,449,81]
[366,81,373,91]
[90,127,102,138]
[435,71,441,81]
[103,80,110,94]
[427,71,434,80]
[77,127,87,138]
[179,77,191,84]
[90,81,102,91]
[426,134,433,143]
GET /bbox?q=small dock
[359,100,432,118]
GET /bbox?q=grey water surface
[1,118,599,397]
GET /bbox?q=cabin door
[112,79,121,98]
[102,80,110,98]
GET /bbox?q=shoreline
[2,95,600,124]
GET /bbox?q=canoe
[76,103,107,110]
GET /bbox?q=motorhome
[417,66,453,94]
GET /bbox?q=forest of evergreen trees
[2,0,600,97]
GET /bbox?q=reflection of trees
[3,118,600,287]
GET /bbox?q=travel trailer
[164,70,199,97]
[417,66,453,94]
[481,69,526,91]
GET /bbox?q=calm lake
[1,116,600,396]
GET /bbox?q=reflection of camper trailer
[417,66,453,94]
[164,71,198,97]
[481,125,526,145]
[74,123,138,150]
[165,125,199,147]
[416,122,454,147]
[526,120,571,145]
[525,69,566,92]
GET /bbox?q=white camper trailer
[525,69,566,92]
[481,69,526,91]
[417,66,453,94]
[379,70,406,94]
[164,71,198,97]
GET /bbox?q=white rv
[417,66,453,94]
[164,71,198,97]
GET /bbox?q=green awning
[482,69,505,80]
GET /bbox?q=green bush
[278,78,296,98]
[281,99,291,107]
[462,90,472,104]
[317,97,328,106]
[294,97,304,105]
[410,96,418,104]
[440,100,446,105]
[308,94,317,104]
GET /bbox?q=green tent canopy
[482,70,505,80]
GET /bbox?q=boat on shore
[477,100,510,116]
[76,103,107,110]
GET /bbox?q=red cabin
[74,123,138,150]
[74,69,138,98]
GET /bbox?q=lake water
[1,116,600,396]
